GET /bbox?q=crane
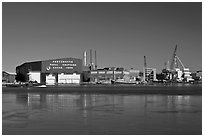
[175,56,185,70]
[169,45,193,82]
[170,45,177,71]
[169,45,186,70]
[144,56,147,68]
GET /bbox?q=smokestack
[83,51,87,66]
[95,50,97,70]
[90,49,92,70]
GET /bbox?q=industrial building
[143,56,157,82]
[16,58,83,85]
[143,67,157,82]
[15,49,96,85]
[83,50,141,83]
[89,67,124,82]
[129,69,140,81]
[88,67,141,83]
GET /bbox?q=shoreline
[2,84,202,95]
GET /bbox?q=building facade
[89,67,124,82]
[16,58,83,84]
[143,67,157,81]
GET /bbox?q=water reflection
[14,93,195,114]
[166,95,194,113]
[3,92,201,135]
[15,93,125,113]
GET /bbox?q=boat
[96,80,112,85]
[111,79,138,84]
[35,85,47,88]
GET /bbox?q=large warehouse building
[16,58,83,85]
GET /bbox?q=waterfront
[2,85,202,135]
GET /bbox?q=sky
[2,2,202,73]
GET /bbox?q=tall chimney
[90,49,92,70]
[83,51,87,66]
[95,50,97,70]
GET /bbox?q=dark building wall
[40,73,46,84]
[26,61,42,71]
[81,71,90,82]
[16,64,28,82]
[41,58,82,74]
[16,61,42,82]
[16,58,83,83]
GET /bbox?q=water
[2,85,202,135]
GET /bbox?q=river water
[2,86,202,135]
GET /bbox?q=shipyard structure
[15,50,142,85]
[83,50,141,84]
[15,46,200,85]
[16,58,83,85]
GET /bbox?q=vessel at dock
[111,79,138,85]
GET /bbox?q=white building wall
[177,70,183,80]
[28,72,41,83]
[58,73,80,84]
[143,68,157,81]
[153,69,157,81]
[46,74,56,85]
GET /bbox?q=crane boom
[144,56,147,68]
[170,45,177,70]
[175,56,185,69]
